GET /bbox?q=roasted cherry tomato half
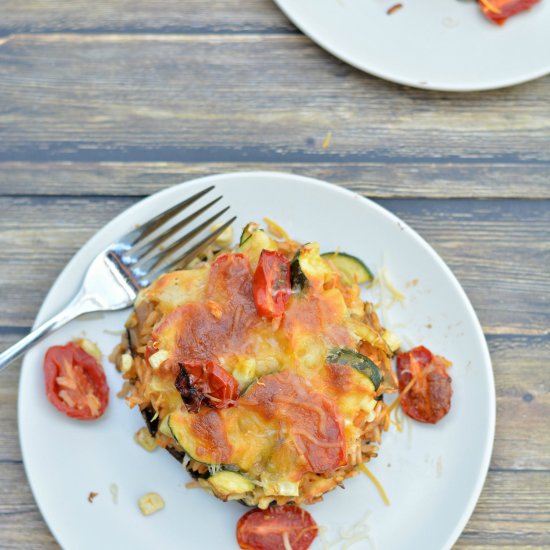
[44,342,109,420]
[253,250,291,319]
[478,0,540,24]
[396,345,452,424]
[237,505,318,550]
[175,359,239,412]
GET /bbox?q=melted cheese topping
[130,234,395,500]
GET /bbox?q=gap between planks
[0,32,306,45]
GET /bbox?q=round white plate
[274,0,550,91]
[19,172,495,550]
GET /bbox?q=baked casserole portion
[112,222,397,509]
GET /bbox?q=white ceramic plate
[273,0,550,91]
[19,172,495,550]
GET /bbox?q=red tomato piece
[44,342,109,420]
[478,0,540,24]
[253,250,291,319]
[396,346,452,424]
[175,360,239,412]
[237,505,318,550]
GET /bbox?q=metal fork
[0,186,235,371]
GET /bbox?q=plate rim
[272,0,550,92]
[18,171,496,549]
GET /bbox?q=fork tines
[118,185,235,286]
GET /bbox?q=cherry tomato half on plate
[44,341,109,420]
[253,250,291,319]
[237,505,318,550]
[396,345,452,424]
[175,360,239,412]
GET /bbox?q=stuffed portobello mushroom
[112,222,398,509]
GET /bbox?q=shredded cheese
[282,532,293,550]
[263,217,290,240]
[358,463,390,506]
[479,0,502,13]
[387,371,419,415]
[391,401,404,433]
[319,512,373,549]
[322,131,332,149]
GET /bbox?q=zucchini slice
[290,243,333,291]
[239,222,260,246]
[326,348,382,390]
[207,471,254,499]
[238,223,277,269]
[321,252,373,285]
[167,413,217,465]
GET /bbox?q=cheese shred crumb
[110,483,119,505]
[322,131,332,149]
[263,217,290,240]
[358,463,390,506]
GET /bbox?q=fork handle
[0,290,101,372]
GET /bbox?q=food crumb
[387,3,403,15]
[138,492,165,516]
[436,456,443,478]
[185,480,201,489]
[406,278,419,288]
[134,426,158,452]
[322,131,332,149]
[110,483,119,504]
[88,491,98,503]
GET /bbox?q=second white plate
[274,0,550,91]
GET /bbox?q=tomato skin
[237,505,318,550]
[253,250,291,319]
[396,346,452,424]
[44,342,109,420]
[175,360,239,413]
[479,0,540,24]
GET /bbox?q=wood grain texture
[1,35,549,164]
[1,196,548,334]
[0,0,294,34]
[1,161,550,199]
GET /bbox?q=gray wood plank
[1,161,550,199]
[1,196,548,334]
[456,470,550,548]
[0,0,294,34]
[1,35,549,163]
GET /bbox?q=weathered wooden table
[1,1,549,548]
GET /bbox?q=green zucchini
[167,413,216,465]
[321,252,373,285]
[207,471,254,498]
[238,223,277,269]
[290,243,333,291]
[326,348,382,390]
[239,222,260,246]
